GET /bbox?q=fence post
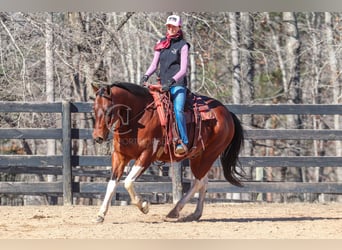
[62,101,73,205]
[172,161,182,203]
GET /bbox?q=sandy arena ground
[0,202,341,239]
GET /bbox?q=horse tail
[220,111,245,187]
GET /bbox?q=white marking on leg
[152,138,159,154]
[193,175,208,219]
[124,165,143,204]
[153,138,164,159]
[98,179,117,218]
[173,178,204,214]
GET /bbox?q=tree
[229,12,241,104]
[324,12,342,201]
[45,12,57,204]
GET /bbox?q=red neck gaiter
[154,30,183,51]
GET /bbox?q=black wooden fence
[1,101,342,205]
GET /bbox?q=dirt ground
[0,202,341,239]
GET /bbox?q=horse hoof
[181,213,201,222]
[164,216,178,222]
[166,209,179,219]
[140,200,149,214]
[95,215,104,223]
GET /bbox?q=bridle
[94,87,116,134]
[96,87,112,101]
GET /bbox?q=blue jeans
[170,86,189,145]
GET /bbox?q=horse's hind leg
[166,151,219,221]
[182,175,208,221]
[166,174,207,221]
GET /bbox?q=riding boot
[175,141,188,155]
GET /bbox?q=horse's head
[92,83,113,144]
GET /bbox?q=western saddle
[146,82,216,159]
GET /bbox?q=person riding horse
[141,15,190,155]
[91,15,244,223]
[92,82,244,222]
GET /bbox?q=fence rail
[1,101,342,204]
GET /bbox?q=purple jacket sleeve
[172,44,189,82]
[144,51,160,77]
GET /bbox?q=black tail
[220,112,244,187]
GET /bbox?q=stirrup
[175,142,188,155]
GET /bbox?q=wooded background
[0,12,341,204]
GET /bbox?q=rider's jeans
[170,86,189,145]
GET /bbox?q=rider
[141,14,190,155]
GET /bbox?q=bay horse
[92,82,244,222]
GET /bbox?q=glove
[161,79,176,92]
[168,78,176,86]
[140,75,149,85]
[161,85,169,92]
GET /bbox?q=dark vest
[159,37,190,87]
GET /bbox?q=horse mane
[110,82,150,97]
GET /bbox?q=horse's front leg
[96,179,118,223]
[96,152,128,223]
[124,165,150,214]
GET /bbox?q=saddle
[147,83,216,158]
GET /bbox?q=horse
[92,82,244,222]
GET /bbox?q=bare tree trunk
[46,12,56,167]
[127,18,135,83]
[283,12,302,202]
[228,12,241,200]
[265,116,276,202]
[283,12,301,103]
[183,17,198,91]
[136,29,142,84]
[241,13,255,101]
[67,12,86,205]
[230,12,241,104]
[112,13,129,80]
[306,12,325,202]
[45,12,57,205]
[324,12,342,201]
[240,12,254,201]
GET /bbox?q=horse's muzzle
[94,137,104,144]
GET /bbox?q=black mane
[111,82,150,97]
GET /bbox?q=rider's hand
[168,78,176,86]
[161,78,176,92]
[161,85,169,92]
[140,75,149,85]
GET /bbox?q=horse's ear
[106,85,111,95]
[91,82,100,93]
